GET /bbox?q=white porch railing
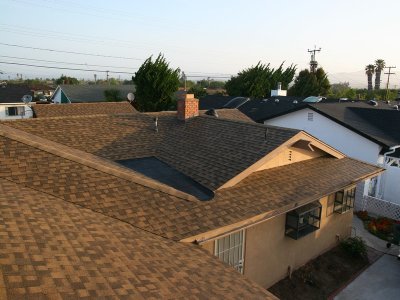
[355,195,400,221]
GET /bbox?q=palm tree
[374,59,385,90]
[365,64,375,91]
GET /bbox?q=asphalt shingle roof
[310,102,400,147]
[32,102,137,117]
[0,178,273,299]
[0,84,32,103]
[237,97,400,148]
[3,113,298,190]
[0,131,382,241]
[0,103,383,298]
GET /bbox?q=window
[285,201,321,240]
[307,112,314,121]
[214,230,245,274]
[334,186,356,214]
[5,106,25,117]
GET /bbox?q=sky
[1,0,399,87]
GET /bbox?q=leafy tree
[188,85,207,98]
[365,64,375,91]
[104,89,123,101]
[225,62,296,98]
[55,74,79,85]
[108,78,119,86]
[209,80,225,89]
[289,68,330,97]
[132,54,180,111]
[329,82,351,98]
[374,59,385,90]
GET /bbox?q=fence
[355,195,400,221]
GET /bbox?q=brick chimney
[177,93,199,120]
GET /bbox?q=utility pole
[94,74,97,84]
[182,71,187,91]
[384,66,396,100]
[106,70,109,85]
[307,46,321,73]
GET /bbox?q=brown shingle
[32,102,137,118]
[2,113,298,190]
[0,134,382,241]
[0,179,273,299]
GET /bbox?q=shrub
[340,237,367,258]
[104,89,123,102]
[375,217,394,234]
[355,210,369,221]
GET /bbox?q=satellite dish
[127,93,135,102]
[21,95,32,104]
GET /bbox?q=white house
[263,100,400,220]
[0,103,33,120]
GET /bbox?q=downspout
[378,145,400,199]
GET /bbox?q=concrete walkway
[352,216,399,256]
[335,254,400,300]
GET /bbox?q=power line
[0,61,133,74]
[0,55,139,70]
[0,61,231,79]
[0,42,143,61]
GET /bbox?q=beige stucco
[218,132,345,190]
[258,145,326,170]
[201,194,353,288]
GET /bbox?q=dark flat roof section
[117,157,214,200]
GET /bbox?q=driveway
[334,254,400,300]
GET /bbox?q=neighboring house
[0,102,33,120]
[199,94,306,118]
[0,96,382,297]
[0,83,55,120]
[263,100,400,219]
[0,83,54,102]
[51,84,135,103]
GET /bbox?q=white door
[214,230,245,274]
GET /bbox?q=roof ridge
[0,124,198,202]
[2,112,136,121]
[197,114,300,132]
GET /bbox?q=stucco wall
[265,108,381,164]
[0,104,33,120]
[201,195,353,288]
[259,145,325,170]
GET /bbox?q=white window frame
[5,106,25,117]
[214,230,245,274]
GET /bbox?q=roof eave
[181,166,384,244]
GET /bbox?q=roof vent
[274,98,279,103]
[154,117,158,132]
[368,100,378,106]
[205,108,219,117]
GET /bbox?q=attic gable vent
[307,112,314,121]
